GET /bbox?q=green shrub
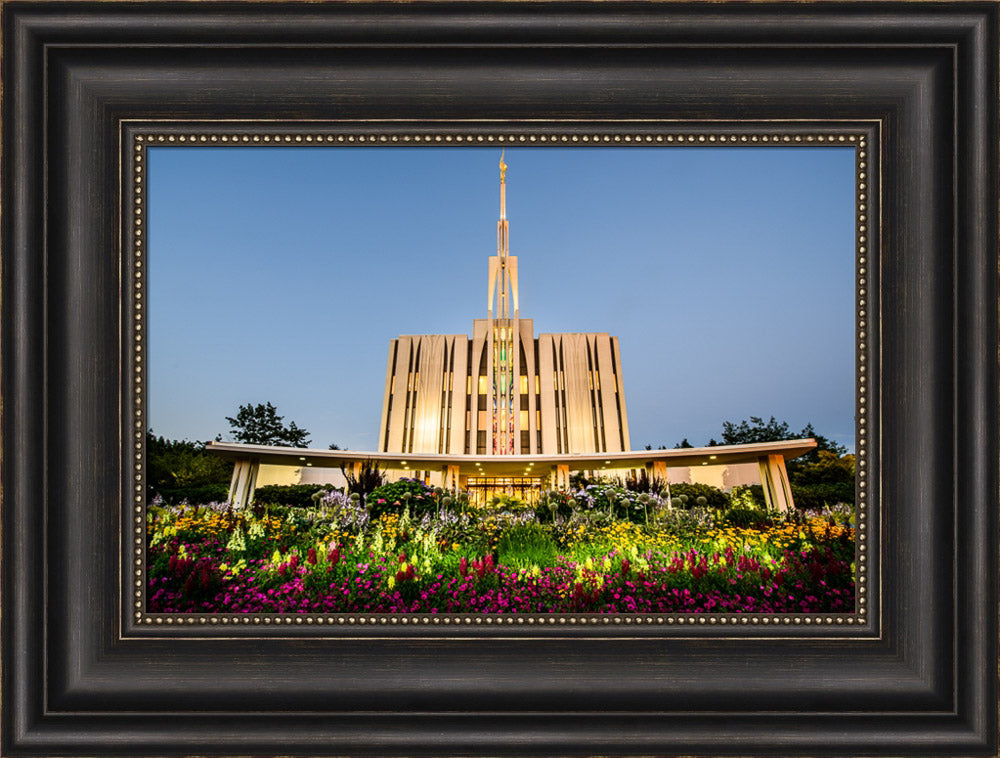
[154,483,230,505]
[722,505,773,529]
[742,484,767,508]
[791,482,855,510]
[741,482,854,511]
[576,483,649,522]
[535,489,575,522]
[668,482,728,509]
[146,431,233,500]
[367,478,438,519]
[252,483,336,508]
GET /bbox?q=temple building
[378,155,630,462]
[208,156,816,511]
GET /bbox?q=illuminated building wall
[379,156,630,457]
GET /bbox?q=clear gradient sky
[148,146,856,452]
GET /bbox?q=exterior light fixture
[702,461,708,465]
[298,457,306,461]
[709,455,718,460]
[605,460,610,464]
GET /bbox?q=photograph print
[143,138,859,616]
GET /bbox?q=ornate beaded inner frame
[127,123,875,636]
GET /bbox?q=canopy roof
[206,438,818,477]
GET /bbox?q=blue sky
[148,145,856,452]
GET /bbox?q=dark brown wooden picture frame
[3,2,997,756]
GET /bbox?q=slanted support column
[550,464,571,491]
[442,464,460,490]
[228,459,260,509]
[757,454,794,513]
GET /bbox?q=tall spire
[495,151,511,320]
[499,150,507,220]
[486,152,519,455]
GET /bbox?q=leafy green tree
[224,402,311,447]
[790,450,855,486]
[719,415,793,445]
[146,430,233,502]
[717,416,846,463]
[797,422,848,462]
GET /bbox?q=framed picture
[144,142,858,616]
[3,3,997,757]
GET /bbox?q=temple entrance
[466,476,542,507]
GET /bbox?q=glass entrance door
[466,477,541,507]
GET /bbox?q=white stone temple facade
[378,155,631,460]
[209,156,815,511]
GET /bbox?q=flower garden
[146,479,855,614]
